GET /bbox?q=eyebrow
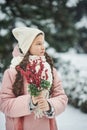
[37,40,43,42]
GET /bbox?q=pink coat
[0,67,68,130]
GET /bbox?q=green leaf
[41,80,50,89]
[28,84,41,96]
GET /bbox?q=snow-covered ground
[0,104,87,130]
[0,112,6,130]
[56,105,87,130]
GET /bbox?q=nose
[41,44,45,50]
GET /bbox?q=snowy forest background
[0,0,87,113]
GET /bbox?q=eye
[37,43,42,45]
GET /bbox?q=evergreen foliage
[0,0,87,68]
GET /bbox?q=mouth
[41,51,45,53]
[41,51,45,55]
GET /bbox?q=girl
[0,27,68,130]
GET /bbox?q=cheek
[29,47,37,55]
[29,47,34,54]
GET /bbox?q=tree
[68,0,87,53]
[0,0,87,69]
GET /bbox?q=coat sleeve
[47,68,68,116]
[0,68,31,118]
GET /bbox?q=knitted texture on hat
[12,27,44,55]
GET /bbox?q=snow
[0,0,6,4]
[0,10,6,20]
[15,21,26,27]
[0,105,87,130]
[66,0,79,7]
[0,112,6,130]
[0,29,8,36]
[56,105,87,130]
[58,51,87,78]
[47,48,87,79]
[58,53,87,68]
[75,16,87,29]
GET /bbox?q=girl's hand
[37,95,50,112]
[32,92,50,112]
[32,96,38,105]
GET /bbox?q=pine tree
[0,0,87,69]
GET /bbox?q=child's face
[29,34,45,56]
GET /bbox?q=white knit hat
[12,27,44,55]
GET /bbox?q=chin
[41,54,44,56]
